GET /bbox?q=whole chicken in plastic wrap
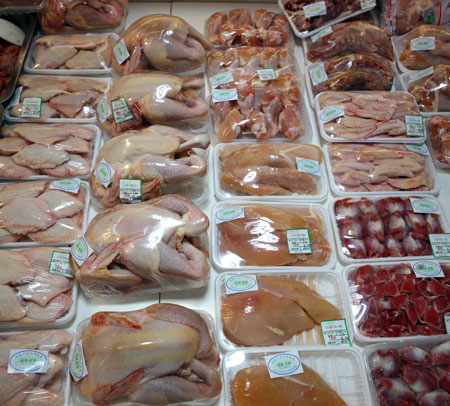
[99,72,207,136]
[38,0,128,33]
[113,15,211,75]
[73,304,222,405]
[71,195,210,296]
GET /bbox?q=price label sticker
[97,97,111,122]
[70,340,88,382]
[410,198,440,214]
[212,88,238,103]
[445,313,450,334]
[296,158,320,175]
[361,0,376,10]
[21,97,42,119]
[321,319,351,346]
[225,275,258,294]
[111,97,134,124]
[48,251,73,278]
[405,143,429,155]
[9,86,22,107]
[265,352,303,379]
[286,228,312,254]
[405,114,425,137]
[429,233,450,258]
[95,159,115,188]
[411,36,436,51]
[311,26,332,43]
[216,206,245,224]
[410,66,434,82]
[413,261,444,278]
[256,68,278,81]
[303,2,326,18]
[210,71,234,88]
[8,350,48,374]
[119,178,142,203]
[71,236,94,266]
[319,105,344,123]
[50,178,81,194]
[113,39,130,65]
[310,63,327,86]
[391,76,401,92]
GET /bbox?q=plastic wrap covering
[0,0,44,14]
[71,304,222,405]
[0,330,73,405]
[112,15,211,75]
[98,72,208,136]
[70,195,210,297]
[427,115,450,168]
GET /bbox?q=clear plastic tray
[223,346,373,406]
[323,143,441,196]
[0,180,90,248]
[24,33,118,76]
[425,114,450,169]
[213,142,328,202]
[343,261,450,344]
[210,201,337,272]
[314,91,426,144]
[278,0,376,39]
[215,271,352,352]
[0,124,101,181]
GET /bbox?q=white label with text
[50,178,81,194]
[265,352,303,379]
[405,143,429,155]
[216,206,245,224]
[70,340,88,381]
[296,158,320,175]
[256,68,278,81]
[303,2,326,18]
[95,159,115,187]
[210,71,234,88]
[411,37,436,51]
[287,228,312,254]
[310,64,327,86]
[21,97,42,118]
[111,97,134,124]
[405,114,425,137]
[321,319,351,346]
[97,97,111,122]
[311,26,332,43]
[212,88,238,103]
[410,198,440,214]
[225,275,258,294]
[48,251,73,278]
[71,236,94,266]
[413,261,444,278]
[429,233,450,258]
[113,39,130,65]
[119,178,142,203]
[319,105,344,123]
[8,350,48,374]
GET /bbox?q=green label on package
[410,198,439,214]
[48,251,73,278]
[405,114,425,137]
[303,1,326,18]
[97,97,111,122]
[429,233,450,257]
[8,349,48,374]
[321,319,351,346]
[216,206,245,224]
[119,178,142,203]
[412,261,444,278]
[311,26,332,43]
[405,143,429,155]
[445,313,450,333]
[265,352,303,379]
[411,37,435,51]
[361,0,376,10]
[114,39,130,65]
[212,88,238,103]
[111,97,134,124]
[225,275,258,294]
[310,63,327,86]
[21,97,42,118]
[71,236,94,266]
[70,340,88,381]
[256,68,278,81]
[210,71,234,88]
[50,178,81,194]
[286,228,312,254]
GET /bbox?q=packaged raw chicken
[0,330,73,405]
[0,0,45,13]
[25,33,115,75]
[112,15,211,75]
[38,0,128,34]
[304,21,394,65]
[224,347,371,406]
[70,195,210,297]
[214,143,328,201]
[0,123,100,179]
[365,339,450,406]
[324,143,439,195]
[315,91,426,143]
[402,65,450,112]
[211,202,335,271]
[98,72,208,136]
[5,75,109,122]
[71,304,222,405]
[344,262,450,342]
[210,84,311,142]
[216,272,349,350]
[331,195,449,262]
[426,114,450,169]
[0,180,89,246]
[280,0,376,38]
[91,126,209,209]
[206,46,300,90]
[0,247,76,327]
[205,8,293,49]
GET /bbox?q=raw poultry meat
[232,363,347,406]
[0,123,95,178]
[206,8,291,48]
[307,21,393,62]
[334,196,444,259]
[428,115,450,166]
[348,263,450,338]
[407,64,450,112]
[221,275,341,346]
[0,39,20,97]
[99,72,207,136]
[211,84,307,141]
[217,204,331,267]
[311,53,395,95]
[368,341,450,406]
[8,75,107,120]
[207,46,298,89]
[397,25,450,70]
[0,329,72,406]
[38,0,128,33]
[113,15,211,75]
[317,92,422,141]
[91,126,209,208]
[218,143,322,196]
[74,304,222,405]
[328,144,435,192]
[71,195,210,296]
[0,247,73,325]
[32,34,112,70]
[0,180,86,244]
[282,0,365,34]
